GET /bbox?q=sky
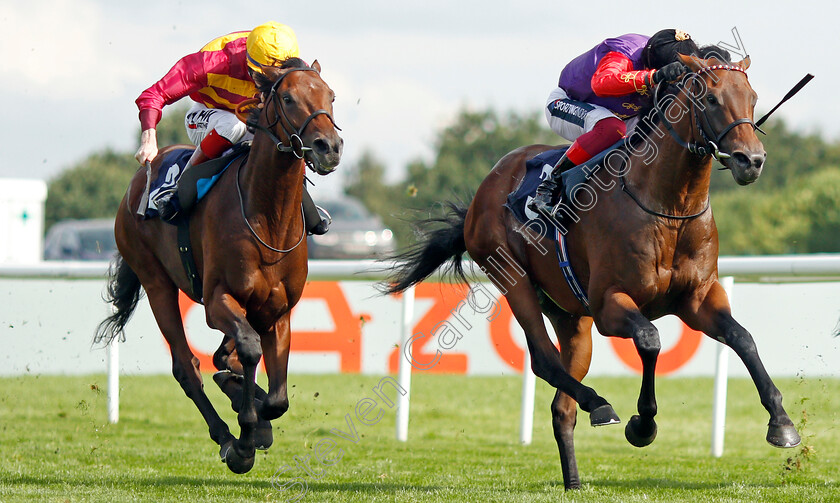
[1,0,837,199]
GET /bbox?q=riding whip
[755,74,814,129]
[136,161,152,216]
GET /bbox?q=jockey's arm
[134,52,214,165]
[590,52,654,97]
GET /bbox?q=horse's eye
[282,94,293,105]
[706,94,718,105]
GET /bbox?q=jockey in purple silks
[529,29,699,219]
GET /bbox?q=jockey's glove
[653,62,689,84]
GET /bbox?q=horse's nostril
[312,138,329,154]
[732,152,751,169]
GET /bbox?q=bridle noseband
[653,64,762,163]
[247,66,340,163]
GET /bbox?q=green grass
[0,373,837,502]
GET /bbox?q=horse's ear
[311,59,321,73]
[678,53,705,73]
[252,69,273,92]
[737,56,751,71]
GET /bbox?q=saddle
[143,143,250,221]
[505,138,627,239]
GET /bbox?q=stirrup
[309,205,332,236]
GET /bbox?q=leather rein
[621,64,757,221]
[235,65,338,254]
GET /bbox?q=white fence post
[396,284,415,442]
[711,276,735,457]
[107,340,119,424]
[519,350,536,445]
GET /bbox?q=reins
[619,63,756,221]
[236,158,307,254]
[236,65,335,254]
[653,64,758,162]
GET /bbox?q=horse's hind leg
[542,296,594,490]
[680,281,800,448]
[594,291,661,447]
[474,254,616,423]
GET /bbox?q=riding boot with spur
[302,185,331,235]
[154,147,210,222]
[527,153,575,219]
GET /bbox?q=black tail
[94,254,144,345]
[382,201,470,294]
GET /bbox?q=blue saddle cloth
[144,148,235,219]
[504,139,626,240]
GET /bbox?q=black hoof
[625,415,657,447]
[767,423,801,448]
[590,404,621,427]
[224,443,256,474]
[255,422,274,450]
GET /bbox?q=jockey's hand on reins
[654,62,689,84]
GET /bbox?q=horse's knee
[633,325,661,356]
[235,333,263,367]
[260,393,290,420]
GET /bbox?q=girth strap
[177,218,203,303]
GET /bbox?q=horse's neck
[240,149,305,227]
[626,110,712,215]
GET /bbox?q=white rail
[4,254,839,454]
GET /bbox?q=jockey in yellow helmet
[134,22,327,232]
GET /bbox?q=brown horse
[385,54,800,489]
[96,59,342,474]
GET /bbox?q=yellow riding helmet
[246,21,300,72]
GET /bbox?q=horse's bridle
[237,66,339,255]
[653,64,763,163]
[620,64,759,221]
[246,66,340,166]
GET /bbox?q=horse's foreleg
[544,309,594,490]
[238,313,292,451]
[146,284,235,450]
[211,337,271,413]
[206,291,262,474]
[680,281,800,448]
[595,290,660,447]
[259,314,292,420]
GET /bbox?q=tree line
[45,106,840,255]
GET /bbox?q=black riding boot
[302,185,331,235]
[527,153,575,219]
[154,147,209,222]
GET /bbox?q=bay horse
[96,59,342,474]
[385,54,800,489]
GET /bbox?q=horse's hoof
[767,423,801,448]
[225,445,256,474]
[590,404,621,427]
[255,422,274,450]
[625,414,657,447]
